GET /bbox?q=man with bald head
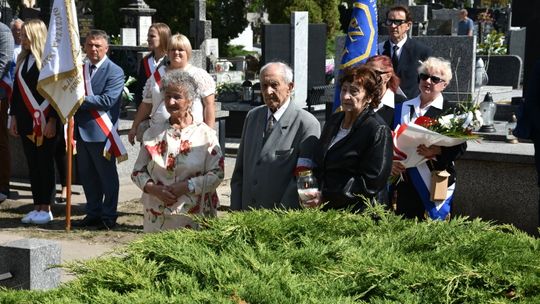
[231,61,320,210]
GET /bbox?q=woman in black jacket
[306,65,393,211]
[9,19,59,224]
[391,57,466,220]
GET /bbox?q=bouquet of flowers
[393,103,482,168]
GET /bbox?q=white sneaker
[32,211,53,225]
[21,210,39,224]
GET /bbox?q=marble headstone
[0,239,61,290]
[335,35,476,102]
[291,12,309,108]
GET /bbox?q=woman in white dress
[128,33,216,144]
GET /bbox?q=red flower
[166,153,175,171]
[145,140,167,157]
[179,140,192,155]
[218,157,224,170]
[414,116,438,129]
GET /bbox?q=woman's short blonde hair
[418,57,453,83]
[168,33,192,60]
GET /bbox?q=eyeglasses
[385,19,407,26]
[419,73,445,84]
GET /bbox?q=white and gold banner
[37,0,84,124]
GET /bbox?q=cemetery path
[0,157,235,283]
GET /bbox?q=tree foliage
[264,0,341,38]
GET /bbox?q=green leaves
[2,208,540,303]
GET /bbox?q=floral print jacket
[132,122,224,232]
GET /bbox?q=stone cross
[190,0,213,49]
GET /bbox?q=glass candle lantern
[479,92,497,133]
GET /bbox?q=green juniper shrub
[1,206,540,303]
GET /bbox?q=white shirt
[400,93,444,125]
[375,89,395,112]
[390,35,408,60]
[267,98,290,122]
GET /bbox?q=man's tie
[90,64,97,76]
[392,45,399,70]
[264,115,275,142]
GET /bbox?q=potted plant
[217,82,241,102]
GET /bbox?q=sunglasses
[385,19,407,26]
[419,73,445,84]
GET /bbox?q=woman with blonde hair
[132,23,171,109]
[391,57,466,220]
[9,19,60,224]
[128,33,216,145]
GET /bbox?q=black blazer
[133,53,153,107]
[381,38,432,99]
[313,109,393,211]
[10,55,59,135]
[375,92,407,128]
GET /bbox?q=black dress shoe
[56,197,67,204]
[97,219,117,230]
[72,216,101,227]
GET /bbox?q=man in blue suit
[73,30,125,229]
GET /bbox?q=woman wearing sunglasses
[391,57,466,220]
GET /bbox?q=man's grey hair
[10,18,23,29]
[160,70,198,102]
[86,29,109,43]
[260,61,294,84]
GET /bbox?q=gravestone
[119,0,156,46]
[0,239,60,290]
[120,28,137,46]
[508,28,526,62]
[427,19,452,36]
[478,55,522,89]
[335,35,476,102]
[431,8,460,35]
[292,12,309,107]
[262,16,326,107]
[190,0,212,49]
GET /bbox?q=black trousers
[534,140,540,225]
[20,135,57,205]
[54,127,67,187]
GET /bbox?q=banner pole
[66,117,73,231]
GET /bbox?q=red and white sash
[83,63,127,163]
[16,65,50,146]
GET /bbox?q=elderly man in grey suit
[231,62,321,210]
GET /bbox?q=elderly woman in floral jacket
[132,70,224,232]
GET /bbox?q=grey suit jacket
[231,102,320,210]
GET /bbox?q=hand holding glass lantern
[297,170,320,207]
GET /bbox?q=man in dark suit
[378,5,432,99]
[515,60,540,224]
[73,30,125,229]
[0,21,14,203]
[231,62,320,210]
